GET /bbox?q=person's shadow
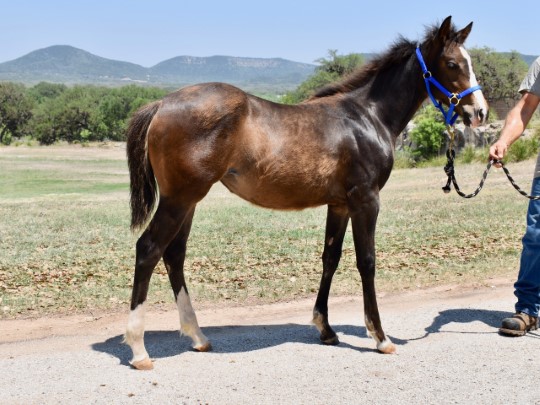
[414,308,540,340]
[92,308,538,367]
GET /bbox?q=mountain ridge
[0,45,537,91]
[0,45,316,90]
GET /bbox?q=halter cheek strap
[415,47,482,126]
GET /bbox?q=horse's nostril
[478,109,486,122]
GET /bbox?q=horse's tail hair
[126,100,161,231]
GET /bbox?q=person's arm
[489,92,540,161]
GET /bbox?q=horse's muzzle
[463,99,489,127]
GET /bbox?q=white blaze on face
[459,46,488,125]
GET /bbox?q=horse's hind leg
[162,206,211,352]
[313,205,349,345]
[124,199,189,370]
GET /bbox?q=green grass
[0,143,532,318]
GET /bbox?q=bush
[458,145,477,164]
[487,108,499,123]
[456,145,490,164]
[410,106,447,161]
[393,148,416,169]
[506,135,539,163]
[416,155,447,168]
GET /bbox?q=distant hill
[149,55,314,87]
[518,54,538,66]
[0,45,536,91]
[0,46,147,84]
[0,45,316,91]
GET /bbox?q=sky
[1,1,538,67]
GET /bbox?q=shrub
[506,136,539,163]
[410,109,447,161]
[393,148,416,169]
[458,145,477,164]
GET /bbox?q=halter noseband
[415,47,482,126]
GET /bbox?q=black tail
[126,101,161,230]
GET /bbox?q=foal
[124,16,487,369]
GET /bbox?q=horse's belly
[220,170,342,210]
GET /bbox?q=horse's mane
[310,22,456,99]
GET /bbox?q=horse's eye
[447,61,458,70]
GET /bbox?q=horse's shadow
[92,323,373,367]
[92,308,528,367]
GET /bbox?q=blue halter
[415,47,482,126]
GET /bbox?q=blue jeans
[514,176,540,317]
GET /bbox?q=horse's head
[424,16,488,127]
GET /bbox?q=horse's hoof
[377,339,396,354]
[194,342,212,352]
[320,334,340,345]
[130,357,154,370]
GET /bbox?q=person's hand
[489,140,508,168]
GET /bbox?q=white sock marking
[177,287,209,349]
[125,302,149,363]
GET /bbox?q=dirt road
[1,279,540,404]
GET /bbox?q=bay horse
[124,16,488,370]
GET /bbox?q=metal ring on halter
[423,71,432,79]
[449,94,460,105]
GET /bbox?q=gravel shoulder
[1,278,540,404]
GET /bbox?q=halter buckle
[449,94,460,106]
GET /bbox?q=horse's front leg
[349,191,396,354]
[313,205,349,344]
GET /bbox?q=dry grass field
[0,143,531,318]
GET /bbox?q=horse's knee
[321,250,340,272]
[356,254,376,280]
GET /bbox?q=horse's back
[156,82,249,132]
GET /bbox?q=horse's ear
[455,22,473,44]
[437,16,453,44]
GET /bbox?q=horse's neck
[359,54,426,137]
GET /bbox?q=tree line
[0,82,168,145]
[0,47,530,146]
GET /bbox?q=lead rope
[442,125,540,200]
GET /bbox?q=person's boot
[499,312,539,336]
